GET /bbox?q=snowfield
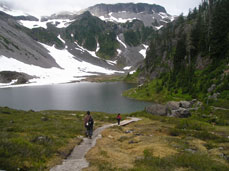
[19,19,73,29]
[99,12,137,23]
[0,43,124,88]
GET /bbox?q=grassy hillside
[85,108,229,170]
[0,107,118,170]
[1,105,229,170]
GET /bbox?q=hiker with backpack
[84,111,94,138]
[117,113,121,125]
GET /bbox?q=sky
[1,0,203,17]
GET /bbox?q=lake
[0,82,152,113]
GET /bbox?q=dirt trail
[50,117,141,171]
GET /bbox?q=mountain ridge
[0,2,175,87]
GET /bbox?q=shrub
[175,119,212,131]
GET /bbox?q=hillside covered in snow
[0,2,175,87]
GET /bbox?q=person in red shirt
[117,113,121,125]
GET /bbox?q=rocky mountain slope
[0,3,175,87]
[0,12,59,68]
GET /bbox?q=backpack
[87,117,94,127]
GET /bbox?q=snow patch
[159,12,169,19]
[99,12,137,23]
[19,20,48,29]
[74,41,100,59]
[123,66,131,70]
[139,44,149,59]
[96,42,100,52]
[117,36,127,48]
[158,12,175,23]
[19,19,73,29]
[58,35,66,44]
[130,70,136,74]
[159,13,175,22]
[155,25,164,30]
[106,60,117,66]
[161,20,169,23]
[170,16,175,21]
[0,79,18,86]
[55,19,73,28]
[117,49,122,56]
[99,16,106,21]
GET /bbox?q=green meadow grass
[0,107,117,170]
[1,105,229,171]
[123,80,193,103]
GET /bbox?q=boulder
[179,101,192,108]
[191,99,197,104]
[208,84,216,93]
[146,101,193,118]
[208,93,220,100]
[145,104,168,116]
[171,108,191,118]
[166,101,180,110]
[138,76,146,85]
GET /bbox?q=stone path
[50,117,141,171]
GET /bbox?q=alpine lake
[0,82,152,113]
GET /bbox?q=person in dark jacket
[84,111,94,138]
[117,113,121,125]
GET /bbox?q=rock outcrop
[145,100,202,118]
[145,104,168,116]
[0,71,34,84]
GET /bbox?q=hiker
[117,113,121,125]
[84,111,94,138]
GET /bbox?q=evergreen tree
[210,0,229,62]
